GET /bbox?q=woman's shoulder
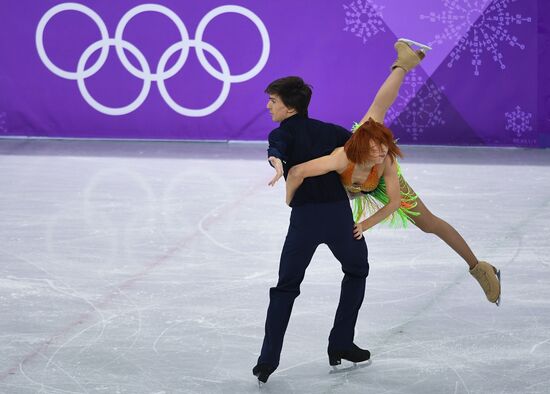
[381,155,398,175]
[331,148,350,173]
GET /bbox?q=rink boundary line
[1,135,541,150]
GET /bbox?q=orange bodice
[340,163,379,193]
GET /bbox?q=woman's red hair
[344,118,402,164]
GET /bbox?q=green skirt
[351,163,420,228]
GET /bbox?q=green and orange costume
[341,122,419,227]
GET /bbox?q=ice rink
[1,139,549,394]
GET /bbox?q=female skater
[285,39,501,305]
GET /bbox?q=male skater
[253,76,370,384]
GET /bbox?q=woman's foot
[391,38,429,72]
[469,261,501,305]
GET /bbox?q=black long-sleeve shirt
[267,114,352,207]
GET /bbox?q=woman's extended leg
[402,181,501,304]
[404,183,478,269]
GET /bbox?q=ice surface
[1,140,549,393]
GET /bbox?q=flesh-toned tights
[403,181,478,269]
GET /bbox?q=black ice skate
[328,343,371,371]
[252,363,275,386]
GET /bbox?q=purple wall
[538,0,550,147]
[0,0,546,147]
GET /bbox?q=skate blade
[495,269,501,307]
[397,38,432,52]
[329,359,372,374]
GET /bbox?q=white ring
[195,5,270,83]
[37,3,270,117]
[157,40,231,117]
[114,4,191,81]
[36,2,110,80]
[76,39,152,116]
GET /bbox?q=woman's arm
[286,149,347,205]
[353,158,401,239]
[358,68,407,125]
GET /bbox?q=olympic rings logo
[36,3,270,117]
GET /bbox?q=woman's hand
[353,222,365,240]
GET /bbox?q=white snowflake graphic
[505,105,532,137]
[343,0,385,44]
[420,0,532,76]
[386,69,445,141]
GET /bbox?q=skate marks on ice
[1,142,550,393]
[0,156,251,391]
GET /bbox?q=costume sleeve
[267,127,291,166]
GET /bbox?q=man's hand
[268,156,284,186]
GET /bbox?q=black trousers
[257,200,369,369]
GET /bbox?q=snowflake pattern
[420,0,532,76]
[343,0,385,44]
[386,69,445,141]
[505,105,532,138]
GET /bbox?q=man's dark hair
[265,76,312,116]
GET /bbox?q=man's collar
[281,113,307,126]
